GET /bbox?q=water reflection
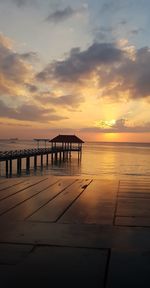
[0,141,149,178]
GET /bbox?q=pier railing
[0,147,81,161]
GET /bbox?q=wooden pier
[0,147,82,177]
[0,135,84,177]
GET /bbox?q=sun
[104,133,120,142]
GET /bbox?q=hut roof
[50,135,84,143]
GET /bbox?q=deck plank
[0,179,26,191]
[119,188,150,193]
[116,198,150,217]
[0,177,58,216]
[115,216,150,227]
[0,177,48,200]
[119,192,150,198]
[1,179,77,220]
[59,180,118,225]
[28,179,91,222]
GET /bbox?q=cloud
[45,5,87,23]
[100,0,125,14]
[93,26,115,42]
[130,28,144,36]
[26,84,38,93]
[99,46,150,99]
[0,121,31,127]
[21,52,38,61]
[81,121,150,133]
[37,39,150,101]
[11,0,36,7]
[119,20,128,26]
[46,6,75,23]
[37,42,124,83]
[0,100,67,122]
[12,0,28,6]
[36,93,84,108]
[0,33,36,96]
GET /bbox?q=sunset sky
[0,0,150,142]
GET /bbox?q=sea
[0,139,150,179]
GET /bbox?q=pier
[0,135,84,177]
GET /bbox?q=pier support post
[41,154,43,167]
[9,159,12,176]
[66,151,68,160]
[6,160,9,177]
[59,152,62,162]
[46,154,48,166]
[26,157,30,172]
[55,153,58,162]
[51,153,54,164]
[17,158,21,175]
[69,151,71,159]
[34,155,37,169]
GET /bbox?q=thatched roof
[50,135,84,143]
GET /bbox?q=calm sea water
[0,140,150,178]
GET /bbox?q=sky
[0,0,150,142]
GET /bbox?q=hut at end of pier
[49,135,84,151]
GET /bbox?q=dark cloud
[12,0,28,6]
[26,84,38,93]
[36,93,84,108]
[1,53,31,83]
[0,100,67,122]
[99,46,150,99]
[37,39,150,100]
[119,19,128,25]
[0,0,34,7]
[46,6,75,23]
[0,34,38,97]
[100,0,126,14]
[45,5,86,24]
[130,28,144,36]
[21,52,38,61]
[37,42,124,82]
[11,0,35,7]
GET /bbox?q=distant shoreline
[0,137,150,146]
[0,139,149,145]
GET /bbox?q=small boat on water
[9,138,18,143]
[9,138,18,141]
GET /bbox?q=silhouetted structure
[50,134,84,163]
[50,135,84,150]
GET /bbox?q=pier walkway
[0,147,81,161]
[0,175,150,287]
[0,147,81,177]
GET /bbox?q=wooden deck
[0,175,150,287]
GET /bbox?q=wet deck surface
[0,176,150,287]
